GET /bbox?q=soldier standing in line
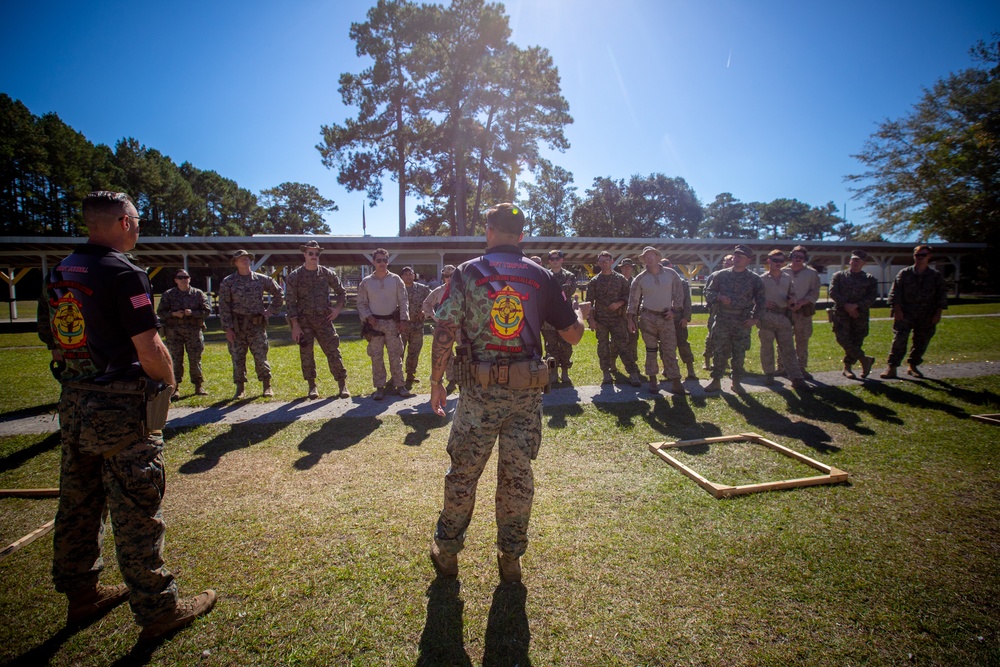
[586,250,641,386]
[400,266,431,388]
[542,249,577,384]
[660,258,698,381]
[284,240,350,400]
[830,250,879,379]
[881,244,948,379]
[703,245,765,394]
[37,191,215,641]
[618,257,639,366]
[627,246,687,395]
[428,203,589,583]
[757,249,810,391]
[157,268,211,399]
[357,248,412,400]
[780,245,821,379]
[422,265,457,393]
[218,250,284,399]
[703,253,735,370]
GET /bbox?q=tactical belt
[764,307,789,313]
[468,359,551,391]
[65,377,172,439]
[640,307,673,317]
[717,307,748,316]
[235,313,267,326]
[372,310,400,321]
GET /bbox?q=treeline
[0,94,337,237]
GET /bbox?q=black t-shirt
[43,244,159,382]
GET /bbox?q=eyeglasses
[374,258,388,264]
[305,252,320,257]
[176,276,191,280]
[914,253,930,258]
[770,258,785,263]
[548,256,563,261]
[123,215,144,226]
[790,255,805,261]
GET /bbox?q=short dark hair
[790,245,809,260]
[597,251,612,260]
[83,191,134,226]
[914,244,932,255]
[372,247,389,260]
[485,203,525,236]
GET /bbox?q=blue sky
[1,0,996,238]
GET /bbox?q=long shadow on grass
[0,401,58,423]
[921,378,1000,408]
[781,385,892,434]
[721,392,839,454]
[591,394,720,442]
[0,431,59,473]
[482,582,531,667]
[398,412,448,448]
[416,577,473,667]
[860,379,972,419]
[293,416,381,470]
[178,421,292,474]
[543,402,583,429]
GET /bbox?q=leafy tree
[0,94,49,234]
[318,0,429,236]
[572,176,629,237]
[848,36,999,249]
[521,159,578,236]
[787,201,842,240]
[628,173,702,238]
[701,192,748,238]
[258,182,336,234]
[759,198,810,239]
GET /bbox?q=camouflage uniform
[668,270,694,368]
[156,286,211,386]
[757,271,803,379]
[434,245,577,559]
[541,267,577,371]
[886,265,948,368]
[218,271,284,383]
[423,283,455,382]
[703,268,765,382]
[829,268,878,366]
[37,243,179,625]
[285,265,348,382]
[356,272,408,390]
[627,267,685,380]
[402,280,431,377]
[585,271,639,374]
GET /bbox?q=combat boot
[906,364,924,378]
[194,382,208,396]
[860,355,876,379]
[233,382,245,400]
[170,385,180,402]
[703,355,712,371]
[307,380,318,400]
[880,365,898,379]
[66,583,130,626]
[732,379,747,394]
[704,378,722,393]
[337,380,350,399]
[843,364,856,379]
[138,589,217,643]
[685,361,698,381]
[262,379,274,397]
[629,371,641,387]
[430,542,458,577]
[791,378,812,392]
[397,385,413,398]
[670,378,686,395]
[648,375,659,393]
[560,368,571,384]
[602,370,614,385]
[497,551,522,583]
[405,373,418,388]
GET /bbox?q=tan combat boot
[628,371,641,387]
[647,375,659,393]
[906,364,924,378]
[262,379,274,397]
[497,551,522,583]
[685,362,698,381]
[560,368,571,384]
[138,589,217,643]
[307,380,318,400]
[337,380,350,399]
[233,382,245,400]
[704,378,722,393]
[430,542,458,577]
[194,382,208,396]
[670,378,686,395]
[732,379,746,394]
[880,365,898,379]
[860,355,876,379]
[66,583,130,626]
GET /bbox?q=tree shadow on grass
[482,582,531,667]
[293,417,381,470]
[721,392,839,454]
[177,421,292,475]
[416,576,472,667]
[0,431,59,473]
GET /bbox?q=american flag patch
[130,293,152,309]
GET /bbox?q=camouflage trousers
[832,311,871,366]
[757,311,803,379]
[638,312,680,380]
[367,318,405,389]
[541,322,573,371]
[297,314,347,382]
[704,309,717,360]
[52,385,178,625]
[164,327,204,385]
[594,316,639,374]
[400,321,425,377]
[229,323,271,383]
[434,384,542,558]
[709,314,753,381]
[887,314,937,367]
[784,309,814,372]
[674,319,694,364]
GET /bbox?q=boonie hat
[640,246,661,258]
[300,240,323,253]
[231,249,254,264]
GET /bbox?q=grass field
[0,316,998,665]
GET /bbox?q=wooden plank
[0,519,55,562]
[719,473,850,498]
[971,414,1000,426]
[753,437,834,474]
[649,446,726,498]
[0,488,60,498]
[653,434,751,449]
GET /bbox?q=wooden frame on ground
[971,414,1000,426]
[648,433,849,499]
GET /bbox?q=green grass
[1,373,998,665]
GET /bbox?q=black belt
[372,311,399,320]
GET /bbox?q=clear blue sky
[2,0,997,238]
